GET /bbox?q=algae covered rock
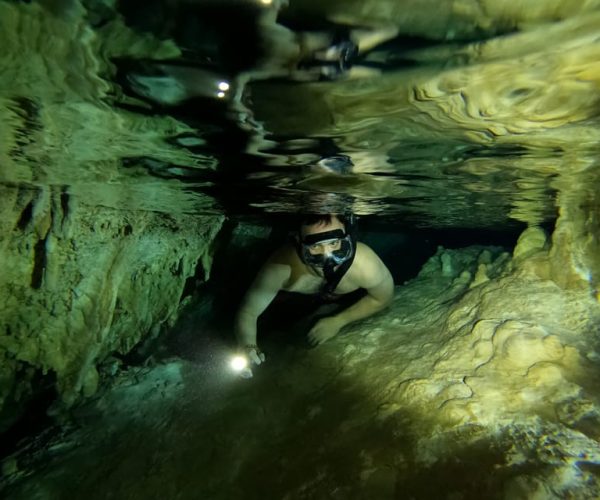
[0,185,224,426]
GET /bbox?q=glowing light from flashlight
[260,0,273,5]
[218,81,230,91]
[217,91,226,98]
[230,355,248,372]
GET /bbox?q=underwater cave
[1,1,600,499]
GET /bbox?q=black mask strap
[302,229,346,245]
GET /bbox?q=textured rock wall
[285,0,600,39]
[4,233,600,499]
[549,165,600,295]
[393,245,598,427]
[0,184,224,428]
[0,0,228,430]
[0,1,213,216]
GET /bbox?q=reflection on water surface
[1,0,600,228]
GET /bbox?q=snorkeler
[234,213,394,368]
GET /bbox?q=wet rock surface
[0,185,224,426]
[2,240,599,499]
[1,1,600,498]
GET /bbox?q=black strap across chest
[319,248,356,298]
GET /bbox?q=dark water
[3,0,599,229]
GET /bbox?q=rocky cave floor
[2,245,600,500]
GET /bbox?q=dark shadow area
[119,0,265,73]
[230,365,542,500]
[0,358,552,500]
[0,369,58,461]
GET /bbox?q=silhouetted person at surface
[234,214,394,368]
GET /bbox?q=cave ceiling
[1,0,599,228]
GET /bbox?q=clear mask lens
[302,235,353,267]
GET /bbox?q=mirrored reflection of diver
[234,213,394,374]
[311,154,355,175]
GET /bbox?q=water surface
[1,0,599,228]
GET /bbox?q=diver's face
[306,238,343,258]
[300,217,347,272]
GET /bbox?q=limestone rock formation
[0,185,223,429]
[0,0,226,429]
[0,1,599,497]
[3,225,599,499]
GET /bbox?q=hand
[234,345,265,379]
[307,316,343,346]
[242,345,266,366]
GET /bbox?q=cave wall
[549,167,600,295]
[0,0,229,431]
[1,0,598,456]
[7,215,596,499]
[0,185,224,429]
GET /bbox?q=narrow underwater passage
[2,0,600,498]
[3,233,600,499]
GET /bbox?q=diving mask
[300,229,354,267]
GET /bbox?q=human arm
[234,260,291,362]
[308,243,394,345]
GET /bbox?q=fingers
[307,320,339,346]
[248,350,263,365]
[233,345,264,379]
[310,337,324,347]
[243,345,266,366]
[307,328,322,347]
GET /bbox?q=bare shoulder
[354,242,386,269]
[267,242,299,266]
[351,242,392,287]
[254,243,298,286]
